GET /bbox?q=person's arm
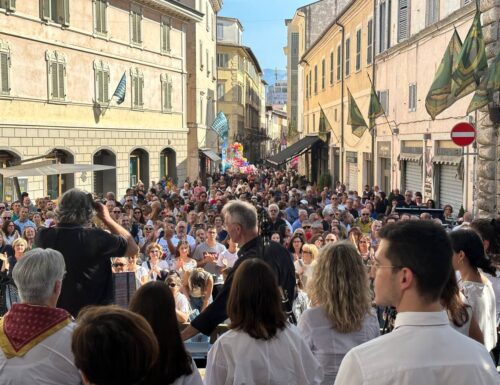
[334,349,364,385]
[202,276,214,311]
[94,202,139,257]
[468,315,484,345]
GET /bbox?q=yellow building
[300,0,375,190]
[216,17,265,163]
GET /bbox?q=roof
[216,16,244,31]
[217,42,263,74]
[138,0,204,22]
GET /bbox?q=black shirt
[190,236,296,336]
[36,224,127,317]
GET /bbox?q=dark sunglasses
[113,263,125,267]
[144,227,154,231]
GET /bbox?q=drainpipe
[335,20,345,184]
[371,0,377,187]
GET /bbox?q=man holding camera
[36,188,139,317]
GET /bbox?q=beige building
[266,106,288,156]
[374,0,478,212]
[216,16,266,163]
[182,0,222,182]
[0,0,202,201]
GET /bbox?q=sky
[218,0,308,71]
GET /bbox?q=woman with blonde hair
[298,241,379,384]
[296,243,318,288]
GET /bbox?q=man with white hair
[0,248,81,384]
[267,203,286,232]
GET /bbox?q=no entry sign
[451,122,476,147]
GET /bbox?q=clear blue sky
[218,0,307,70]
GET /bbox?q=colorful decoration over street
[227,142,257,174]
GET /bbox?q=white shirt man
[334,221,499,385]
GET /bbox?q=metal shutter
[439,164,463,211]
[348,162,358,192]
[404,161,422,194]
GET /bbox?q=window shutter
[398,0,409,42]
[167,81,172,110]
[101,1,107,33]
[367,20,373,64]
[1,52,9,93]
[97,70,103,102]
[161,22,167,52]
[50,62,58,97]
[40,0,50,21]
[132,75,138,106]
[62,0,70,26]
[7,0,15,11]
[167,21,171,51]
[139,76,143,107]
[137,12,142,43]
[58,62,65,98]
[103,70,109,102]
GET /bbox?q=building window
[217,23,223,40]
[206,3,209,31]
[345,37,350,77]
[329,51,334,85]
[426,0,439,26]
[217,82,225,101]
[45,50,66,101]
[161,73,172,112]
[206,50,210,77]
[217,53,228,68]
[398,0,409,42]
[336,45,341,81]
[161,16,171,53]
[93,0,107,34]
[199,41,203,70]
[314,64,318,94]
[0,0,15,12]
[355,29,361,71]
[378,90,389,115]
[234,83,242,104]
[367,19,373,65]
[41,0,70,26]
[0,40,11,96]
[130,5,142,45]
[378,1,392,53]
[313,113,316,132]
[321,59,325,90]
[408,83,417,111]
[130,67,144,109]
[93,60,110,103]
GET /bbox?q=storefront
[399,144,423,194]
[377,141,392,194]
[433,147,463,211]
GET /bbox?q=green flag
[368,83,384,129]
[425,30,466,119]
[467,51,500,114]
[452,5,487,97]
[319,104,332,133]
[347,88,368,138]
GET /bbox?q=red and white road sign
[450,122,476,147]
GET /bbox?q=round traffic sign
[450,122,476,147]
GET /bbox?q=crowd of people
[0,167,499,384]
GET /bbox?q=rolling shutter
[404,161,422,194]
[348,162,358,192]
[439,164,463,211]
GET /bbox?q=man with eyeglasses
[355,209,374,235]
[110,207,122,222]
[335,221,499,385]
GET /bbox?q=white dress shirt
[334,311,499,385]
[298,306,380,385]
[171,358,203,385]
[205,324,324,385]
[0,322,81,385]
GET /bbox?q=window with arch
[130,67,144,109]
[45,50,66,101]
[0,40,11,96]
[161,73,172,112]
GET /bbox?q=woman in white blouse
[298,241,380,384]
[450,229,498,352]
[205,258,323,385]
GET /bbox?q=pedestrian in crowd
[298,241,379,384]
[129,281,203,385]
[335,221,499,385]
[166,272,192,323]
[295,243,317,288]
[288,233,304,262]
[141,243,169,284]
[71,305,158,385]
[204,258,323,385]
[0,248,80,385]
[36,188,138,317]
[2,219,20,245]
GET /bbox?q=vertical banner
[221,137,228,172]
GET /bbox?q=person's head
[72,306,159,385]
[404,191,413,202]
[12,237,28,256]
[449,230,497,276]
[175,240,190,258]
[175,221,187,236]
[112,257,128,273]
[288,234,304,253]
[12,201,21,214]
[146,243,163,262]
[426,199,436,209]
[165,274,182,295]
[470,219,500,259]
[119,215,130,229]
[129,281,193,384]
[12,248,65,307]
[32,212,42,225]
[268,204,279,220]
[360,208,371,223]
[222,200,258,244]
[56,189,94,225]
[271,232,281,243]
[308,241,371,332]
[22,225,36,241]
[206,225,217,242]
[298,209,308,222]
[19,206,29,221]
[309,234,324,249]
[374,221,452,308]
[301,243,318,265]
[195,227,206,243]
[227,258,286,340]
[324,233,337,244]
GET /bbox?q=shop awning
[398,153,422,162]
[266,135,323,166]
[199,149,221,162]
[0,162,115,178]
[432,155,462,165]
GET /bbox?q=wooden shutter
[50,61,58,98]
[137,12,142,43]
[138,75,143,107]
[62,0,70,26]
[40,0,50,21]
[103,70,109,102]
[398,0,409,42]
[0,52,9,93]
[97,69,103,102]
[58,62,65,98]
[133,75,138,107]
[161,21,167,52]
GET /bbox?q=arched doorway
[0,150,22,201]
[160,148,177,184]
[46,149,74,199]
[129,148,149,188]
[93,149,117,196]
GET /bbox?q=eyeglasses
[112,210,121,213]
[303,226,311,229]
[0,207,5,210]
[325,238,336,242]
[113,263,125,268]
[144,227,154,231]
[3,216,11,220]
[373,261,402,271]
[126,199,133,202]
[361,213,370,216]
[303,251,313,255]
[149,250,161,254]
[168,283,177,288]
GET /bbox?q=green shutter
[40,0,50,21]
[8,0,15,11]
[97,69,103,102]
[133,75,138,107]
[95,0,101,32]
[101,0,107,33]
[137,13,142,43]
[62,0,70,26]
[139,76,143,106]
[58,62,65,98]
[103,70,109,102]
[161,21,167,52]
[1,52,9,93]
